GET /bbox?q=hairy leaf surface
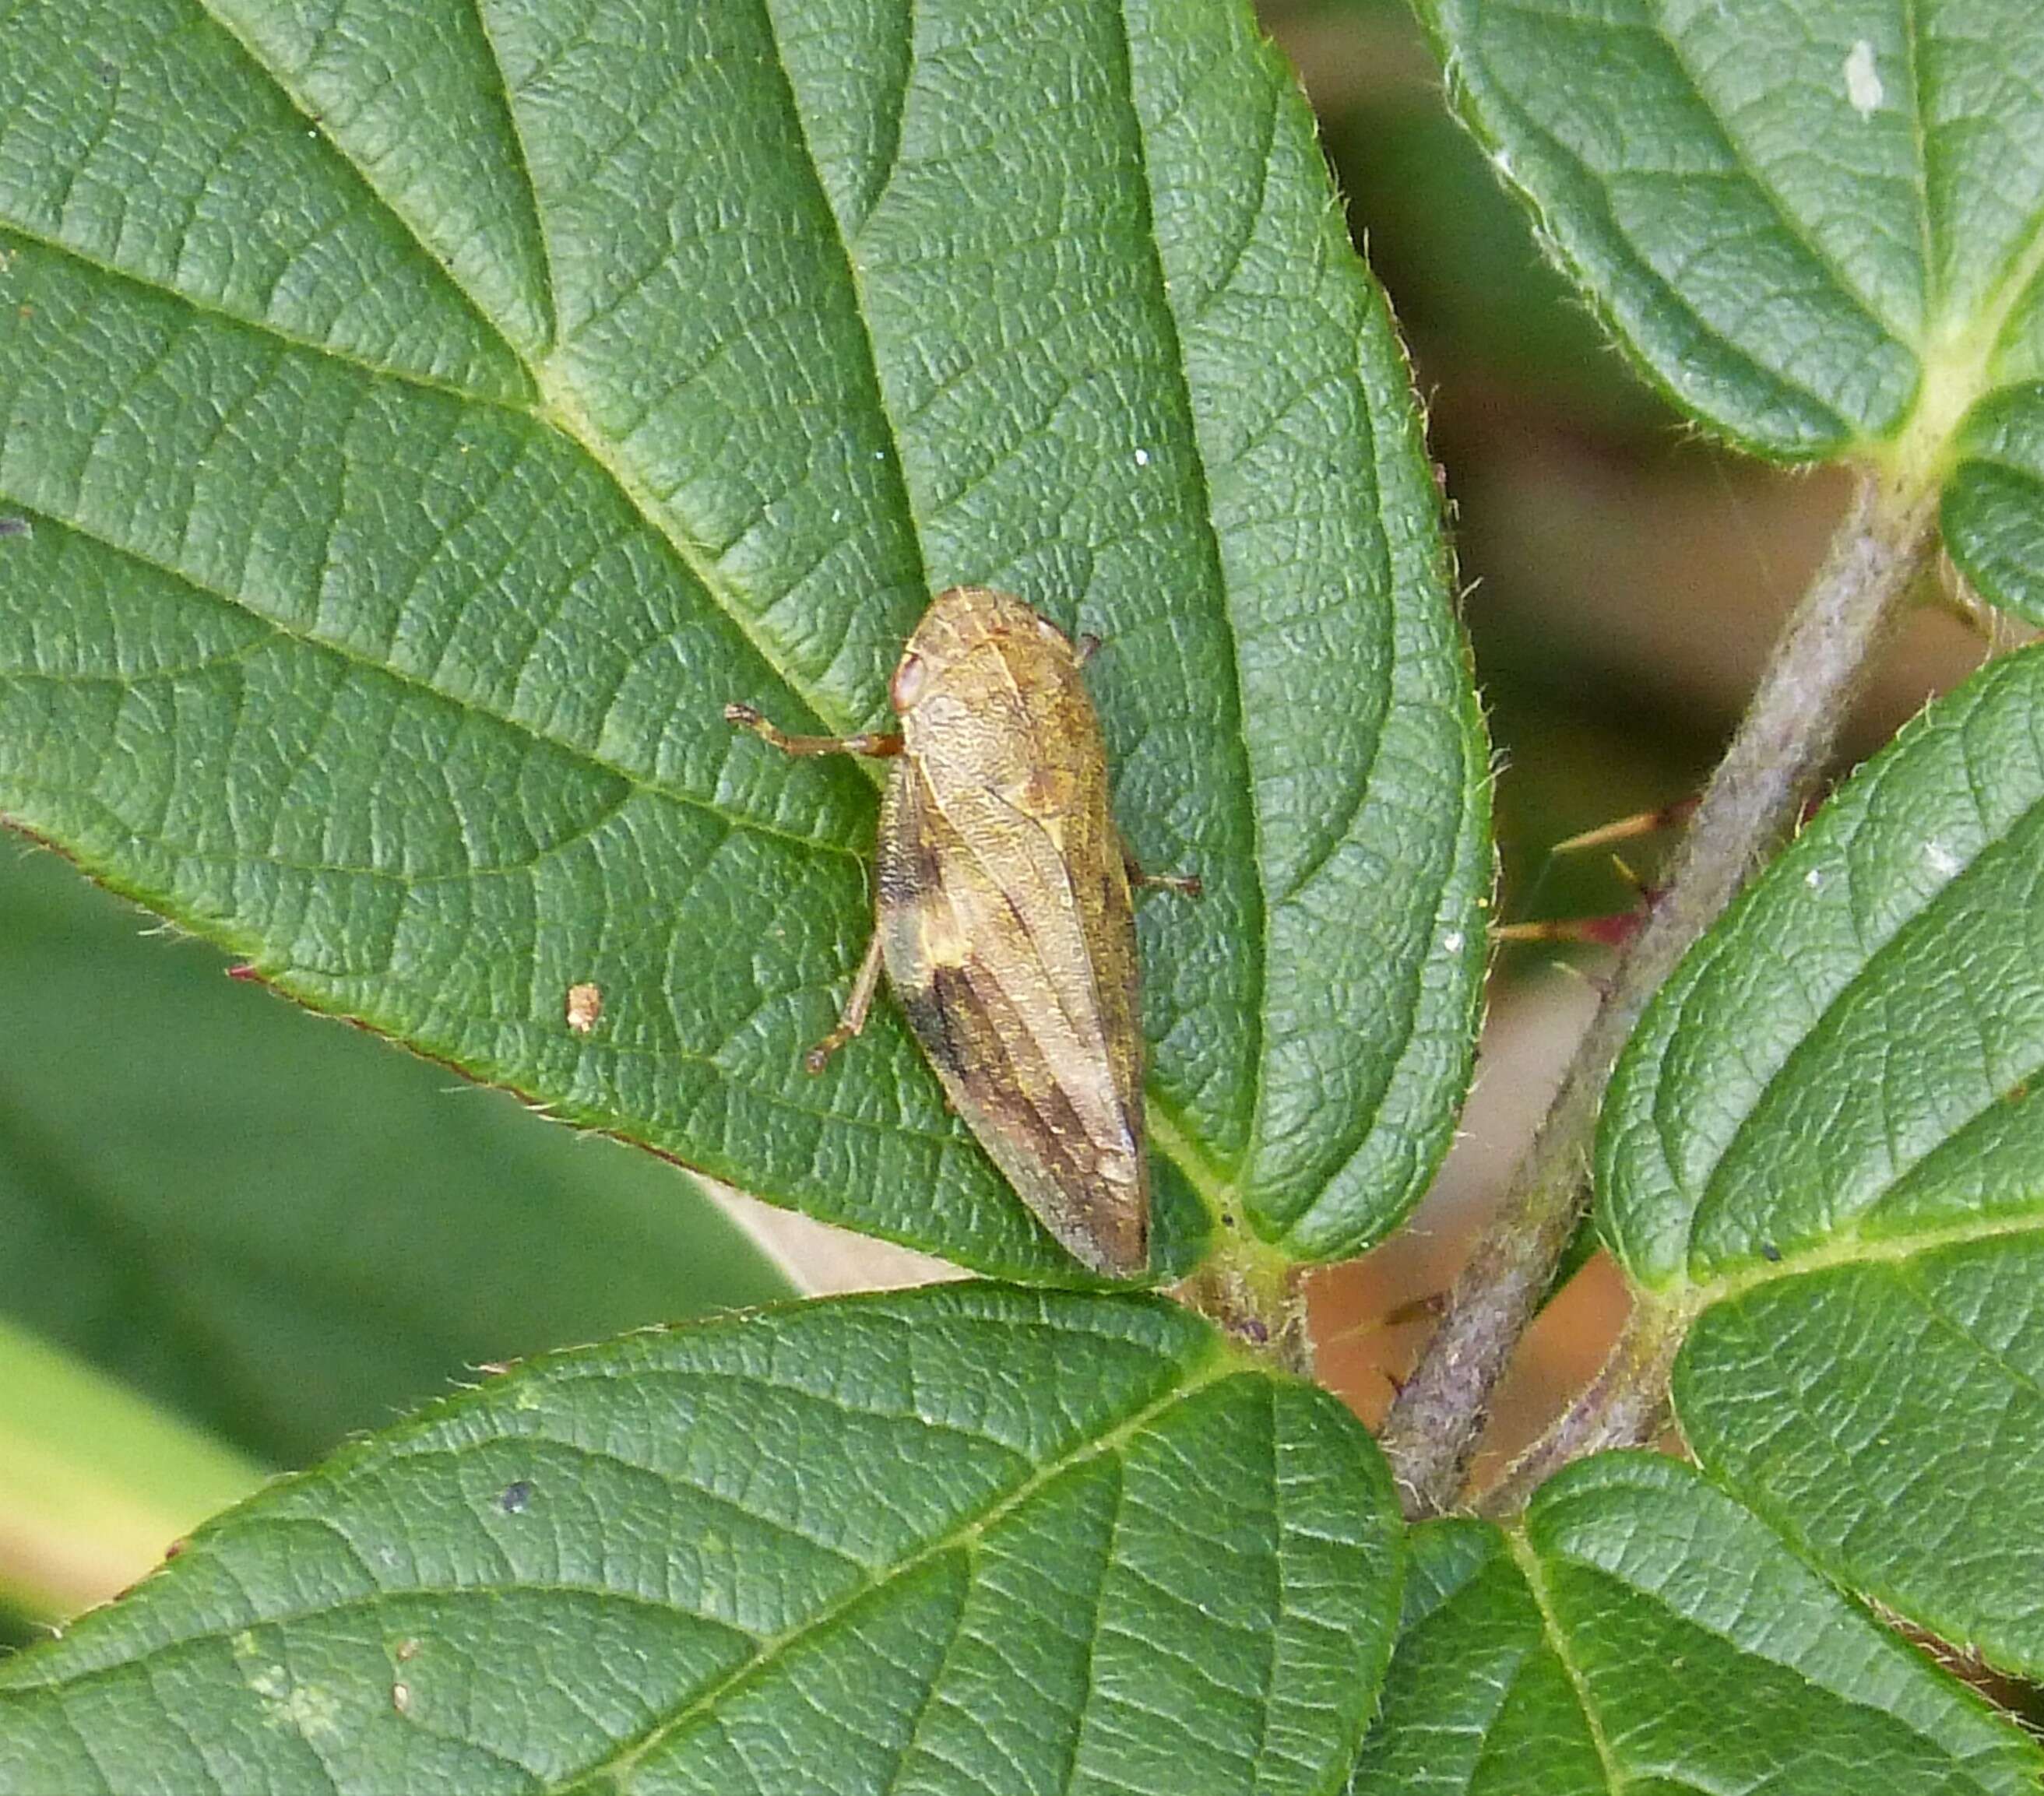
[0,1285,1402,1796]
[1420,0,2044,622]
[0,0,1487,1274]
[1347,1457,2042,1794]
[1602,645,2044,1675]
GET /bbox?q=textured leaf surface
[0,0,1486,1277]
[1419,0,2044,621]
[0,1285,1402,1796]
[0,842,785,1471]
[1601,646,2044,1675]
[1346,1457,2042,1795]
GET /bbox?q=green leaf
[0,1284,1402,1796]
[0,0,1487,1278]
[1599,645,2044,1676]
[1348,1456,2042,1795]
[1417,0,2044,621]
[0,841,786,1471]
[1946,382,2044,623]
[1310,9,1672,436]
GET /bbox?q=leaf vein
[572,1348,1238,1793]
[2,502,865,863]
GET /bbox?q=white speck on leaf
[1925,840,1961,876]
[1442,931,1465,953]
[1491,148,1513,179]
[1134,448,1149,467]
[1804,868,1824,889]
[1844,40,1883,118]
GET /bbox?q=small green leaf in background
[1600,645,2044,1678]
[1349,1455,2042,1794]
[0,1286,1402,1796]
[1419,0,2044,621]
[0,0,1487,1281]
[0,842,786,1474]
[0,1317,262,1623]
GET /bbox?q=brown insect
[726,586,1196,1277]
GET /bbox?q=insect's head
[892,586,1076,716]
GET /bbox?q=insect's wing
[1057,730,1143,1163]
[876,759,1147,1275]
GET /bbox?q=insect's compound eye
[890,650,927,712]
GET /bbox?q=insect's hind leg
[803,930,888,1074]
[724,703,902,759]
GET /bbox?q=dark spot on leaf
[1759,1242,1782,1263]
[499,1480,533,1514]
[0,516,30,540]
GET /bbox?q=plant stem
[1473,1298,1688,1518]
[1377,467,1941,1518]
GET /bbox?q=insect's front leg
[723,703,902,759]
[725,702,901,1073]
[803,929,887,1074]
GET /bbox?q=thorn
[1553,795,1697,856]
[1491,910,1645,950]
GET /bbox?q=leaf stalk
[1473,1295,1689,1518]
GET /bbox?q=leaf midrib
[1531,1483,2033,1791]
[1107,0,1269,1189]
[1503,1530,1627,1795]
[1677,1207,2044,1310]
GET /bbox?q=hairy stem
[1377,467,1941,1517]
[1474,1298,1689,1518]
